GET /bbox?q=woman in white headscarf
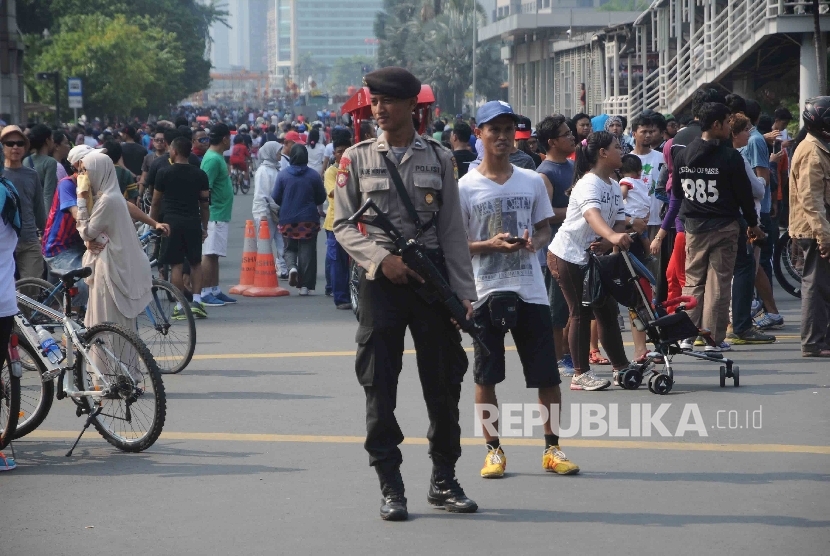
[252,141,288,277]
[76,151,153,330]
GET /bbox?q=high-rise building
[266,0,383,85]
[208,0,269,72]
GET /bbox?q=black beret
[363,67,421,99]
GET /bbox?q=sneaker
[558,354,575,377]
[727,328,776,345]
[751,299,764,318]
[201,293,225,307]
[679,338,694,351]
[299,287,309,296]
[279,272,289,280]
[480,445,506,478]
[336,303,353,310]
[613,369,621,387]
[0,452,16,471]
[570,370,611,391]
[214,292,237,304]
[755,313,784,330]
[325,290,333,297]
[693,336,706,346]
[190,301,208,319]
[717,340,732,352]
[288,268,299,287]
[171,305,187,320]
[542,445,580,475]
[704,344,722,353]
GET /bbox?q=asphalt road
[3,193,829,555]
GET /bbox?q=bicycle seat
[51,267,93,284]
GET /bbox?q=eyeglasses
[153,138,166,143]
[3,141,26,148]
[554,130,574,139]
[196,137,209,143]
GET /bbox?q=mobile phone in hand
[504,236,527,245]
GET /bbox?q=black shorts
[472,296,562,388]
[159,221,202,266]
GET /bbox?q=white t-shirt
[459,166,553,308]
[549,173,625,265]
[634,149,665,225]
[619,176,650,220]
[306,143,326,176]
[0,219,19,318]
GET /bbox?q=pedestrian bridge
[604,0,830,119]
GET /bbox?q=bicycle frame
[15,293,124,403]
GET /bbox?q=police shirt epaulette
[422,134,451,155]
[353,137,377,148]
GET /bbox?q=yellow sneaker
[542,445,580,475]
[480,445,506,478]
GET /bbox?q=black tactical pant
[355,267,467,470]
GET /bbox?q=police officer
[333,67,478,521]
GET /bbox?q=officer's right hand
[748,225,766,242]
[381,255,425,285]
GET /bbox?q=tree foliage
[31,15,185,118]
[22,0,226,120]
[329,56,376,95]
[375,0,503,115]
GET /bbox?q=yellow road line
[24,430,830,454]
[183,336,801,361]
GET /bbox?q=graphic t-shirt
[635,149,665,225]
[549,173,625,265]
[459,166,553,308]
[619,176,650,219]
[42,176,82,257]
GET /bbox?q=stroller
[591,241,740,395]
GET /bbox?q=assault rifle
[349,199,490,356]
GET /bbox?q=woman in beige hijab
[76,151,153,330]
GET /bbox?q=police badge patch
[451,156,459,181]
[337,155,351,187]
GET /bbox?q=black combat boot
[427,467,478,513]
[376,464,408,521]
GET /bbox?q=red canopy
[341,85,435,142]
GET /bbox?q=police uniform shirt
[333,132,477,302]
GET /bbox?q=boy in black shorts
[150,136,211,318]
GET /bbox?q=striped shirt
[549,173,625,265]
[42,176,83,258]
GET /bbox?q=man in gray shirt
[1,125,45,280]
[24,124,58,210]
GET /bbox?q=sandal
[589,349,611,365]
[634,353,665,365]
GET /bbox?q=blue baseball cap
[476,101,521,126]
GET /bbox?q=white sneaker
[679,338,694,351]
[299,287,309,296]
[570,370,611,391]
[704,344,722,353]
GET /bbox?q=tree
[32,14,185,119]
[329,56,376,95]
[22,0,226,117]
[375,0,503,115]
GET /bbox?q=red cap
[283,131,306,145]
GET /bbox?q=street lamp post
[36,71,60,127]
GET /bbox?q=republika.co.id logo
[473,403,763,438]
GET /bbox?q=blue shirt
[739,128,771,213]
[271,165,327,225]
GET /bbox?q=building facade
[266,0,382,85]
[208,0,269,72]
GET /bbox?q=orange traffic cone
[244,220,290,297]
[229,220,257,294]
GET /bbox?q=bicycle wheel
[15,278,65,328]
[135,279,196,374]
[232,170,240,195]
[11,334,54,439]
[74,323,166,452]
[0,342,21,450]
[773,232,803,298]
[349,259,360,320]
[241,173,251,194]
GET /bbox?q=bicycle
[16,275,196,375]
[0,332,22,450]
[231,161,252,195]
[14,267,166,455]
[773,231,804,298]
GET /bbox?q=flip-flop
[589,349,611,365]
[0,452,17,471]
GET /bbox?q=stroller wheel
[732,366,739,387]
[622,369,643,390]
[719,366,726,388]
[652,374,672,395]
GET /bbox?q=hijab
[289,143,308,166]
[258,141,281,169]
[604,116,632,155]
[254,141,282,218]
[79,152,153,319]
